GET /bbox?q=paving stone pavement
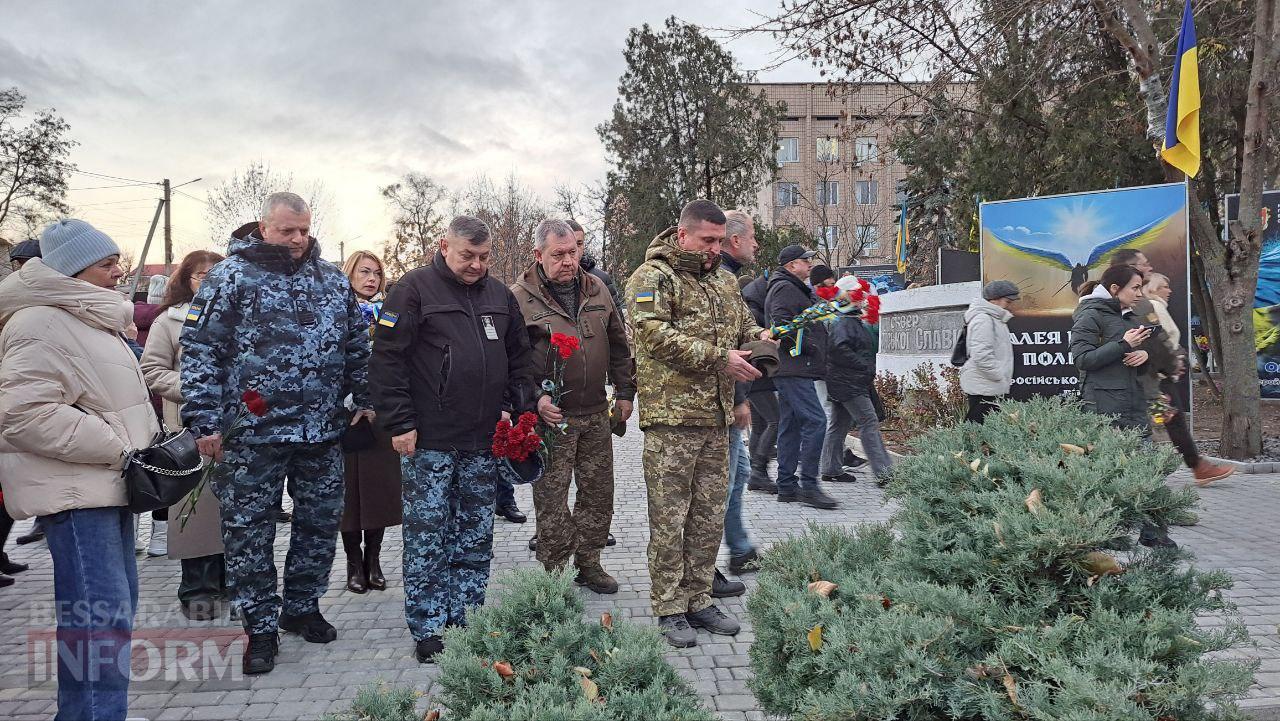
[2,419,1279,720]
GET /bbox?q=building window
[855,180,879,205]
[856,224,880,252]
[816,137,840,162]
[817,225,839,247]
[855,136,878,164]
[816,181,839,206]
[777,138,799,164]
[775,182,799,207]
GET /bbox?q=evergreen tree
[748,398,1255,720]
[598,17,782,272]
[430,569,713,721]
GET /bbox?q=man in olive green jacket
[626,200,770,648]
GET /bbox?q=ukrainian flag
[1161,0,1200,177]
[895,196,909,274]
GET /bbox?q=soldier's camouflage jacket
[626,227,763,430]
[180,222,371,444]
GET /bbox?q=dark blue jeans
[774,377,827,495]
[44,506,138,721]
[495,475,516,510]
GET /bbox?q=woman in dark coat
[1070,265,1153,431]
[340,251,403,593]
[1070,265,1174,548]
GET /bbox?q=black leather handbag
[123,427,206,513]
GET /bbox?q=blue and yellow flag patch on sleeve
[634,289,655,305]
[185,305,203,323]
[378,311,399,328]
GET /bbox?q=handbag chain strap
[127,455,207,476]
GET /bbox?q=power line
[74,197,162,208]
[173,189,208,205]
[69,168,157,185]
[67,182,157,191]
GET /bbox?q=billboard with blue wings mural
[1224,190,1280,398]
[981,183,1190,400]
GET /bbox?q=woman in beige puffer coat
[0,219,158,721]
[141,249,227,619]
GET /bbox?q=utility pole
[127,198,167,298]
[162,178,172,274]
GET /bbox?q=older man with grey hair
[182,191,372,675]
[512,217,635,592]
[371,215,534,663]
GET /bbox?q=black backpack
[950,326,969,367]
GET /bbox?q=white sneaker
[133,514,146,554]
[147,520,168,557]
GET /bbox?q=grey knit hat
[147,274,168,304]
[982,279,1021,301]
[39,219,121,277]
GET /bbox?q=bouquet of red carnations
[177,389,268,529]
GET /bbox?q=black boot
[243,632,278,675]
[280,610,337,643]
[711,569,746,598]
[0,573,13,588]
[346,555,368,594]
[364,544,386,591]
[0,553,28,575]
[747,461,777,493]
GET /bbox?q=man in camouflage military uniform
[626,199,771,648]
[512,219,635,593]
[182,192,371,675]
[371,216,532,664]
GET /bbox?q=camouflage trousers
[643,425,730,617]
[532,410,615,572]
[211,441,344,635]
[401,450,496,640]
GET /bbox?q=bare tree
[380,172,450,281]
[204,161,331,245]
[778,139,892,267]
[0,88,76,241]
[457,173,547,285]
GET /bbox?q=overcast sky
[2,1,813,263]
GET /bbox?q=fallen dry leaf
[807,580,838,598]
[573,666,593,678]
[1060,442,1086,455]
[600,612,613,631]
[965,664,992,680]
[589,648,602,663]
[422,710,441,721]
[581,676,600,701]
[1025,488,1045,515]
[807,624,824,652]
[493,661,514,679]
[1003,673,1019,706]
[1081,551,1124,577]
[970,457,982,472]
[992,521,1005,545]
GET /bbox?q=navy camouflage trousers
[402,450,497,640]
[211,441,344,634]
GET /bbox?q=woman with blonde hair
[141,249,228,619]
[339,250,402,593]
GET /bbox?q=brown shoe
[346,556,368,594]
[1193,459,1235,487]
[574,565,619,595]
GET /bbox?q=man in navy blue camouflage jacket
[181,191,371,675]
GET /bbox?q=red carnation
[815,286,839,301]
[241,389,268,417]
[549,332,580,360]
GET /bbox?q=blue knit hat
[39,219,122,277]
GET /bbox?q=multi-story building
[750,82,959,269]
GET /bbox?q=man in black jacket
[568,219,623,317]
[739,270,778,493]
[371,216,533,663]
[765,244,839,510]
[821,277,893,484]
